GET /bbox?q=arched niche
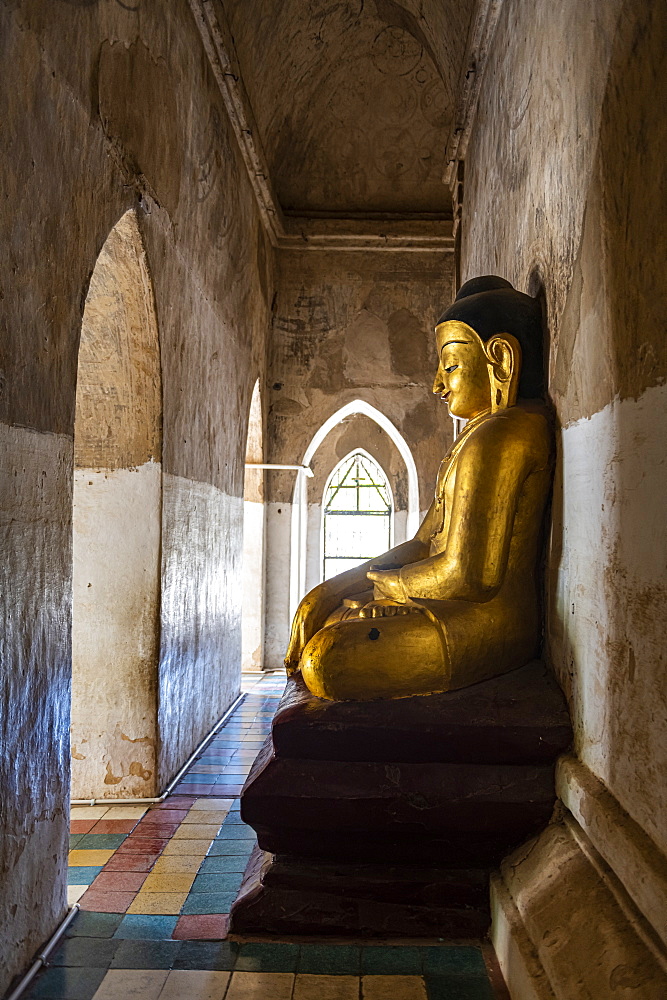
[71,209,162,799]
[241,378,266,670]
[290,399,419,619]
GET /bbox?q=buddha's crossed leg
[299,608,447,701]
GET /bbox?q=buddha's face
[433,321,491,419]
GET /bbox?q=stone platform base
[229,661,572,938]
[231,845,491,938]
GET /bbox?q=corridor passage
[23,674,504,1000]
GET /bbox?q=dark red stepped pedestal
[229,660,572,939]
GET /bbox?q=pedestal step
[230,846,491,939]
[229,662,572,938]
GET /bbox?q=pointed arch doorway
[71,210,162,800]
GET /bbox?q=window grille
[322,451,392,581]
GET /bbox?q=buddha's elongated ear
[484,334,522,412]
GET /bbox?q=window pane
[323,557,368,580]
[323,452,393,582]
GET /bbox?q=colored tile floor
[23,673,507,1000]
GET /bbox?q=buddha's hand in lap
[366,568,406,604]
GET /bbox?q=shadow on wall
[71,209,162,801]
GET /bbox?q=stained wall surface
[264,249,455,665]
[461,0,667,887]
[224,0,474,214]
[0,1,271,991]
[72,211,162,800]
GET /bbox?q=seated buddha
[285,276,554,701]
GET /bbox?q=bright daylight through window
[322,451,392,581]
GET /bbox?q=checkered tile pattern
[20,673,506,1000]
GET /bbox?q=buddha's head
[433,276,545,420]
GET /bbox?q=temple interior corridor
[22,673,506,1000]
[1,0,665,997]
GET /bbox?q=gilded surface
[285,282,554,700]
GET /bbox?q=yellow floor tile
[93,969,168,999]
[151,855,204,875]
[173,823,222,840]
[191,798,234,810]
[67,885,88,905]
[126,891,189,915]
[158,970,231,1000]
[225,972,294,1000]
[141,872,196,893]
[68,849,115,867]
[361,976,428,999]
[294,974,359,999]
[70,806,109,820]
[162,838,211,856]
[103,806,147,819]
[183,810,228,825]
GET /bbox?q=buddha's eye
[444,365,458,373]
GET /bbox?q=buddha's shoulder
[463,403,553,459]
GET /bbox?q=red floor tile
[70,819,96,834]
[132,822,180,837]
[78,889,136,913]
[140,810,188,823]
[172,914,229,939]
[91,871,148,892]
[153,797,196,809]
[89,819,138,835]
[103,853,160,873]
[116,837,170,854]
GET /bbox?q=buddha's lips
[441,392,451,402]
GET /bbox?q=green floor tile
[173,940,237,971]
[235,942,299,973]
[50,937,120,968]
[23,965,107,1000]
[360,945,424,975]
[298,944,361,975]
[66,912,123,939]
[110,938,182,969]
[75,834,126,850]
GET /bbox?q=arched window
[322,451,392,581]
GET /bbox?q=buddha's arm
[369,425,530,604]
[284,525,433,674]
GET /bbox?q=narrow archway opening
[241,378,266,671]
[71,209,162,800]
[322,450,393,581]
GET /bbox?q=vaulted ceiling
[223,0,476,218]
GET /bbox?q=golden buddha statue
[285,276,554,701]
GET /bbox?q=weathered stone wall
[461,0,667,990]
[263,249,455,665]
[0,1,272,990]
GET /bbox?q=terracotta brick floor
[23,673,507,1000]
